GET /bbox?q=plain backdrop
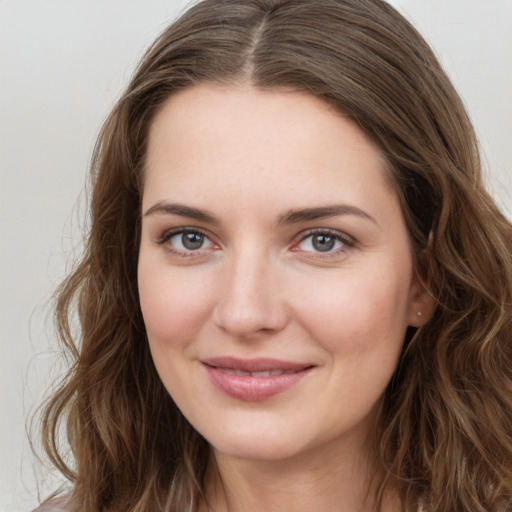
[1,1,510,511]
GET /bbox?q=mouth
[212,368,300,377]
[201,357,315,401]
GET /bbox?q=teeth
[217,367,300,377]
[252,371,271,377]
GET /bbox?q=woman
[35,0,512,511]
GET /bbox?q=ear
[406,272,436,327]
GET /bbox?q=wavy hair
[36,0,512,510]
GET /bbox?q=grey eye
[181,232,205,250]
[168,230,213,252]
[311,234,336,252]
[298,232,344,253]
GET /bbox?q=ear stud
[417,311,423,317]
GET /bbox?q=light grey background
[1,1,510,511]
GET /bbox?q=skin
[138,84,433,511]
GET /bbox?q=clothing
[33,496,70,512]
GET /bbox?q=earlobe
[407,236,436,327]
[407,278,436,327]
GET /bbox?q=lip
[202,357,314,401]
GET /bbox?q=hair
[36,0,512,511]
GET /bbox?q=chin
[212,436,308,463]
[198,417,311,463]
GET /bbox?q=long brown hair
[36,1,512,510]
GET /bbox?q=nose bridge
[213,241,287,338]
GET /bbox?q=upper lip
[202,357,313,373]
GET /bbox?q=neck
[198,437,395,512]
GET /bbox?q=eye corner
[155,226,219,258]
[290,228,356,261]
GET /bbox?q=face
[138,84,428,465]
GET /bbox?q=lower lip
[204,365,312,401]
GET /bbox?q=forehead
[143,84,397,220]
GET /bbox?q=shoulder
[33,496,73,512]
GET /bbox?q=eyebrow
[144,201,377,227]
[144,202,219,224]
[278,204,378,226]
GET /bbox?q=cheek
[293,266,413,357]
[137,262,218,406]
[137,263,214,348]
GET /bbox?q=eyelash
[156,227,214,258]
[293,229,355,258]
[155,227,355,258]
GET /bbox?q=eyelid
[154,226,355,258]
[156,226,207,243]
[156,226,218,256]
[292,228,356,254]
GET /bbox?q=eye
[172,231,209,251]
[294,229,354,254]
[157,228,215,255]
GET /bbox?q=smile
[216,368,298,377]
[202,357,314,401]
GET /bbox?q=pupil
[182,232,204,250]
[312,234,335,252]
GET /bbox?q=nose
[212,249,289,339]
